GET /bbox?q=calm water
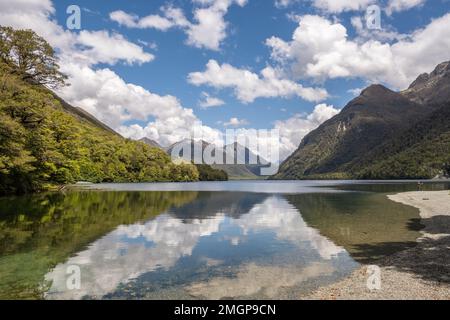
[0,181,449,299]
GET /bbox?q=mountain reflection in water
[45,194,349,299]
[0,181,432,299]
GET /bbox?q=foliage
[355,103,450,179]
[196,164,228,181]
[0,191,199,299]
[273,85,450,180]
[0,58,201,194]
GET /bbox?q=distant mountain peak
[139,137,162,149]
[274,60,450,180]
[431,60,450,76]
[360,84,394,98]
[344,83,411,113]
[408,73,430,90]
[165,139,270,178]
[408,61,450,90]
[403,60,450,105]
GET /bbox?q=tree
[0,26,67,88]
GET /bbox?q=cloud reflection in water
[45,194,350,299]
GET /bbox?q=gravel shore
[305,191,450,300]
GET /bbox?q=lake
[0,180,449,299]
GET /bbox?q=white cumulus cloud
[274,104,341,159]
[313,0,375,13]
[109,10,175,30]
[224,117,249,127]
[199,92,226,108]
[0,1,153,67]
[386,0,426,15]
[275,0,375,12]
[188,60,328,103]
[110,0,247,51]
[0,0,223,148]
[266,13,450,89]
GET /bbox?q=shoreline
[305,190,450,300]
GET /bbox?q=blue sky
[1,0,449,158]
[55,0,327,130]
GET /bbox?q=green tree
[196,164,228,181]
[0,27,230,195]
[0,26,67,88]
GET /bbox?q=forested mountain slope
[274,61,450,180]
[0,27,199,194]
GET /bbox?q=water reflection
[287,193,421,262]
[0,191,198,299]
[0,184,428,300]
[44,195,350,300]
[233,197,345,260]
[46,214,224,299]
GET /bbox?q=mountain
[52,93,119,136]
[166,139,210,156]
[139,137,162,149]
[0,60,200,195]
[212,142,269,179]
[165,139,228,181]
[273,85,426,179]
[274,61,450,180]
[402,61,450,106]
[168,139,269,179]
[356,102,450,179]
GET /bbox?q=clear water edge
[0,180,449,299]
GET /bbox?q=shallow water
[0,181,449,299]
